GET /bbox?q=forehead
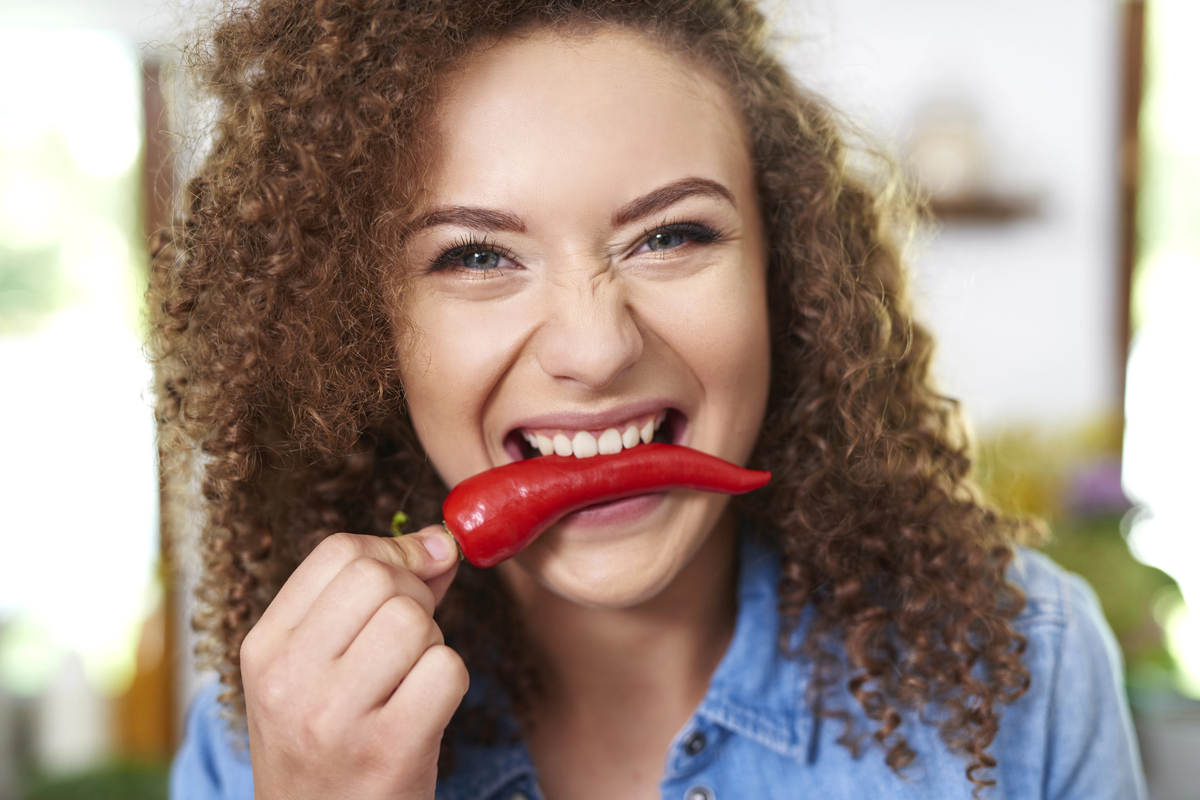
[424,28,751,212]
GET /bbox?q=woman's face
[398,28,770,608]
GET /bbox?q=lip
[554,492,668,531]
[503,398,685,443]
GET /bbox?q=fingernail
[422,532,453,562]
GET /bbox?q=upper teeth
[522,412,666,459]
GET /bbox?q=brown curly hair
[149,0,1033,791]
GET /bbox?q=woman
[157,0,1145,797]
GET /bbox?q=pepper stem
[442,522,466,562]
[390,510,408,537]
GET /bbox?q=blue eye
[460,249,501,270]
[647,231,687,251]
[430,239,516,273]
[638,222,723,256]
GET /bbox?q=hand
[240,526,467,800]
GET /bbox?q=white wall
[0,0,192,50]
[770,0,1123,431]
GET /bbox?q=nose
[533,268,643,391]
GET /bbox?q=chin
[515,548,683,609]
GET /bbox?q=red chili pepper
[442,443,770,568]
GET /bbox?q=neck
[503,512,740,721]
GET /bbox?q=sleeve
[1041,570,1148,800]
[169,682,256,800]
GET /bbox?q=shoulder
[1006,546,1103,633]
[1003,546,1134,715]
[170,682,255,800]
[992,547,1148,800]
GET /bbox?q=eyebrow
[410,206,527,234]
[611,177,737,228]
[410,177,736,235]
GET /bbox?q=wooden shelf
[926,192,1042,224]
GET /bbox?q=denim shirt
[171,535,1147,800]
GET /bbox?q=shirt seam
[697,701,803,759]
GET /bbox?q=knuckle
[251,663,293,715]
[344,556,396,592]
[426,645,470,696]
[393,533,446,575]
[239,622,276,682]
[306,698,350,749]
[379,594,430,632]
[239,626,262,670]
[294,714,331,756]
[316,531,364,563]
[408,579,436,614]
[387,536,425,572]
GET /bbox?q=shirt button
[685,787,715,800]
[684,731,707,755]
[509,793,530,800]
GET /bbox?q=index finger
[258,527,459,634]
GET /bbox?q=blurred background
[0,0,1195,797]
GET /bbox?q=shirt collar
[436,740,538,800]
[437,523,814,800]
[693,525,814,761]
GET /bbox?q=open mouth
[503,408,687,462]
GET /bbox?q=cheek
[696,286,770,394]
[398,298,530,484]
[700,284,771,446]
[639,260,771,419]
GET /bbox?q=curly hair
[149,0,1033,791]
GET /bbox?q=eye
[635,221,723,256]
[429,238,517,274]
[459,249,503,270]
[647,230,688,251]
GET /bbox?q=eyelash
[637,219,724,253]
[427,220,725,275]
[427,236,517,275]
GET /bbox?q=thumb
[383,525,461,602]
